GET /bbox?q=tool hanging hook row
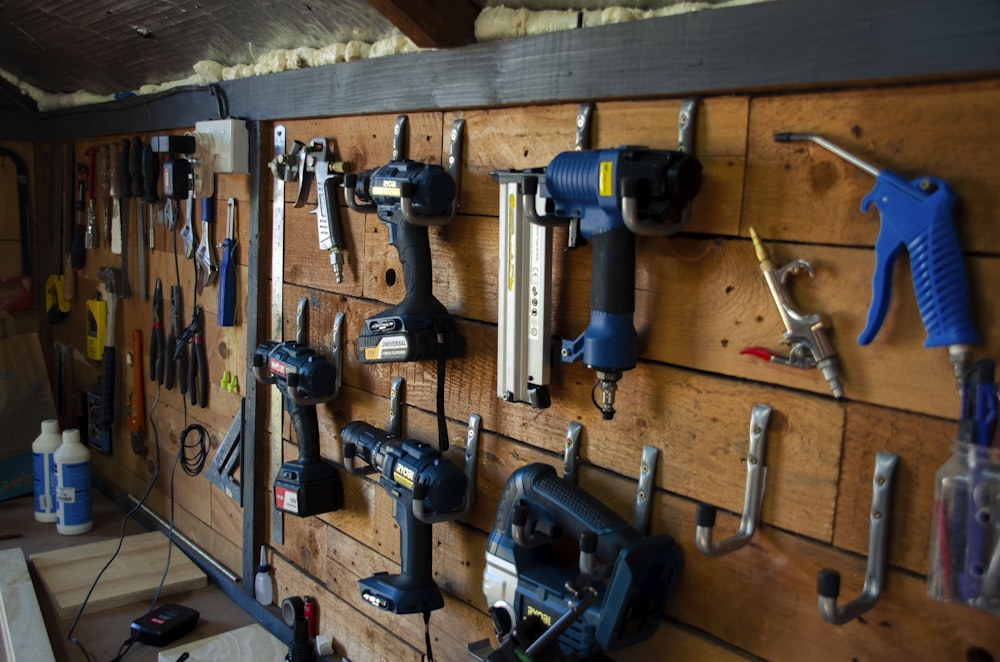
[696,403,772,557]
[817,450,899,625]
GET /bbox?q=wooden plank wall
[47,76,1000,660]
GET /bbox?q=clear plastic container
[928,440,1000,615]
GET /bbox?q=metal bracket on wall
[695,403,771,557]
[634,445,658,534]
[388,375,405,438]
[269,124,286,545]
[817,450,899,625]
[562,422,583,484]
[207,397,245,505]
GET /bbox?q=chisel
[84,146,99,249]
[131,135,147,301]
[117,139,133,298]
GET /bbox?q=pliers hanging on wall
[182,304,209,408]
[165,284,188,395]
[149,278,165,385]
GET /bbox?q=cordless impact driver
[340,420,471,615]
[531,147,701,419]
[344,160,462,365]
[254,340,343,517]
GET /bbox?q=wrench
[195,196,218,289]
[180,189,195,259]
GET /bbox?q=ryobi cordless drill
[478,462,682,660]
[253,340,343,517]
[535,146,701,419]
[344,160,462,364]
[340,420,474,615]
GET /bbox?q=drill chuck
[341,421,466,512]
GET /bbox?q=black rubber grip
[130,137,144,197]
[286,395,321,463]
[118,139,131,198]
[164,332,176,390]
[142,143,159,203]
[580,530,598,554]
[523,176,538,196]
[817,569,841,598]
[177,338,188,396]
[696,503,718,528]
[393,219,435,314]
[590,225,635,316]
[101,346,115,428]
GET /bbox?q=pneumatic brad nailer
[529,141,702,419]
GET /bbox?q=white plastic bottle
[54,429,93,535]
[32,419,61,522]
[254,545,273,606]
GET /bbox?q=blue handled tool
[774,133,979,380]
[217,198,238,327]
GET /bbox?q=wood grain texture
[30,531,206,618]
[158,623,287,662]
[0,548,56,662]
[743,80,1000,254]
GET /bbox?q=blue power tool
[479,463,682,660]
[532,146,701,419]
[774,133,979,380]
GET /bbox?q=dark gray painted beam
[13,0,1000,140]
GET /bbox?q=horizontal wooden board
[743,79,1000,254]
[30,531,206,618]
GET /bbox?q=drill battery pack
[274,457,343,517]
[358,313,463,364]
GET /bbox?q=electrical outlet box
[194,119,250,175]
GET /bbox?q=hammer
[97,267,120,434]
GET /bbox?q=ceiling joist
[367,0,480,48]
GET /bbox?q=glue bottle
[54,428,93,535]
[32,419,61,522]
[255,545,273,606]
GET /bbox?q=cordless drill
[340,420,469,614]
[538,147,701,419]
[344,161,462,364]
[253,341,343,517]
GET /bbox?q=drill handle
[393,218,437,307]
[859,172,979,348]
[394,495,435,587]
[284,393,321,464]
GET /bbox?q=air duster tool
[774,133,979,382]
[253,313,346,518]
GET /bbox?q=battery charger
[130,603,200,646]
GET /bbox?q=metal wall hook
[634,445,658,534]
[696,403,772,557]
[817,450,899,625]
[562,422,583,484]
[413,413,480,524]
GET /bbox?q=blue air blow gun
[528,147,702,419]
[774,134,979,380]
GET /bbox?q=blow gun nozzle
[773,133,880,178]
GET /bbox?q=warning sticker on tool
[363,335,409,361]
[275,486,299,514]
[598,161,613,197]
